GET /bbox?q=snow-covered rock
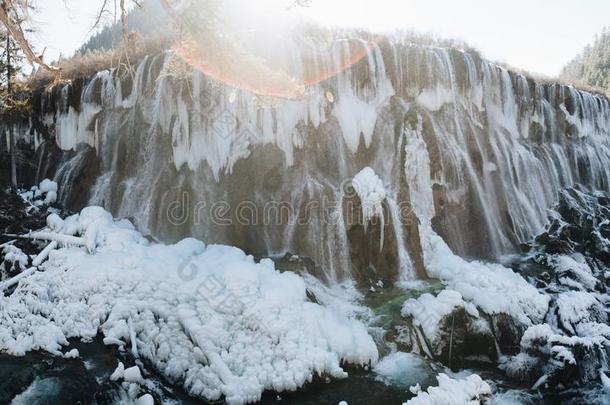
[398,288,498,365]
[110,362,126,381]
[401,290,479,350]
[555,291,606,334]
[502,322,610,387]
[403,373,492,405]
[135,394,154,405]
[123,366,145,384]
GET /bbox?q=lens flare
[165,0,377,99]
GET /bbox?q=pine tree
[0,13,29,188]
[561,27,610,94]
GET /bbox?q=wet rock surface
[0,337,210,405]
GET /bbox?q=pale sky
[31,0,610,78]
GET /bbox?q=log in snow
[4,232,86,247]
[32,241,59,267]
[0,239,16,249]
[0,267,38,292]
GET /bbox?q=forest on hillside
[561,27,610,94]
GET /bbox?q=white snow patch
[351,167,387,250]
[422,233,549,326]
[110,362,126,381]
[403,373,492,405]
[63,348,79,358]
[550,255,598,291]
[123,366,145,384]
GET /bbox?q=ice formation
[351,167,387,249]
[31,36,610,281]
[19,179,58,207]
[0,207,378,404]
[352,167,386,226]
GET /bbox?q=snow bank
[0,207,378,404]
[423,233,549,326]
[404,373,492,405]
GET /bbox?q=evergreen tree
[561,28,610,94]
[0,10,30,188]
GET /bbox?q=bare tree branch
[0,0,60,81]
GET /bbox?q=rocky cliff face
[26,37,610,287]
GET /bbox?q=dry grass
[27,33,172,89]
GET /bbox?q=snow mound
[19,179,58,207]
[0,207,378,404]
[401,290,478,346]
[403,373,492,405]
[423,233,549,326]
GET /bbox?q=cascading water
[29,36,610,286]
